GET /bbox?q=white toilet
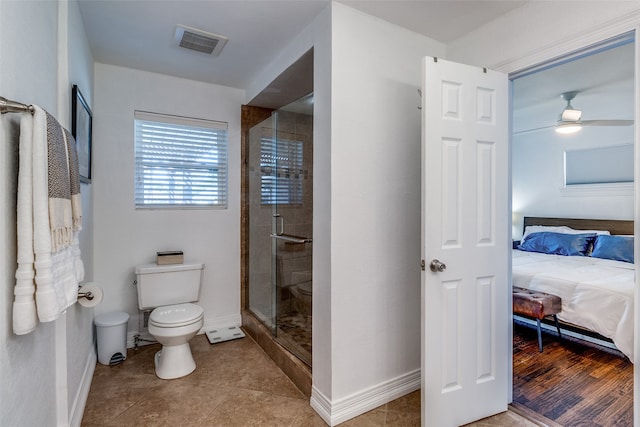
[134,262,205,379]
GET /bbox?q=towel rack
[0,96,34,115]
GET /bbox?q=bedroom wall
[92,63,245,340]
[0,0,95,425]
[512,126,634,237]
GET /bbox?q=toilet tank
[135,262,204,310]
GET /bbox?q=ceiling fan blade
[513,125,556,135]
[581,119,634,126]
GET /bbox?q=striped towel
[46,111,82,250]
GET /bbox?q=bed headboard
[523,217,634,236]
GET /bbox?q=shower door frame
[242,102,314,367]
[241,105,272,312]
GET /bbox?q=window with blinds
[260,136,304,205]
[134,111,228,208]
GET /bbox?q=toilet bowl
[135,262,205,380]
[148,303,204,379]
[290,281,312,316]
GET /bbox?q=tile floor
[81,333,538,426]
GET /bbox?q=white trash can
[95,311,129,365]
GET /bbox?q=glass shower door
[248,94,313,366]
[248,114,277,334]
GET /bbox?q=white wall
[447,2,640,71]
[0,1,95,426]
[327,3,444,418]
[92,64,245,338]
[0,3,58,423]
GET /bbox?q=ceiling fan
[554,91,634,134]
[514,91,634,135]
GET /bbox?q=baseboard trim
[69,344,97,427]
[310,369,421,426]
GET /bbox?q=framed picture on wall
[72,84,92,183]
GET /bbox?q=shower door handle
[271,234,312,244]
[273,214,284,236]
[271,214,311,243]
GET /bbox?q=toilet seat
[149,303,203,328]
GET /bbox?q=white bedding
[513,249,634,360]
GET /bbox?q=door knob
[429,259,447,273]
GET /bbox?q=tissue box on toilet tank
[156,250,184,265]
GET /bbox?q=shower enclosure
[247,93,313,366]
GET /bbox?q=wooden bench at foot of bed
[513,286,562,352]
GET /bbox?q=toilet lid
[149,303,203,327]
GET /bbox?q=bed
[513,217,635,360]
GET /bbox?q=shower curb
[241,309,312,398]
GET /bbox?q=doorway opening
[510,32,635,425]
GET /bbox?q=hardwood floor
[513,321,633,426]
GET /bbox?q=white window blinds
[134,111,228,208]
[260,136,304,205]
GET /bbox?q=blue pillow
[518,232,596,256]
[590,235,634,263]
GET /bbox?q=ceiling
[512,40,635,135]
[77,1,634,126]
[77,0,526,91]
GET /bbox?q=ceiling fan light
[561,108,582,121]
[555,124,582,134]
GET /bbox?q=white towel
[13,106,84,333]
[13,111,38,335]
[32,106,58,322]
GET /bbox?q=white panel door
[421,57,509,426]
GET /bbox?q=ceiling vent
[175,25,228,56]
